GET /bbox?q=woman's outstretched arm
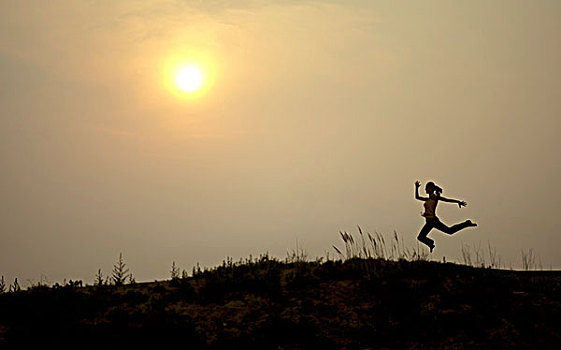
[439,195,467,208]
[415,181,428,201]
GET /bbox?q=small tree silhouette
[111,253,131,286]
[0,276,5,294]
[128,273,136,285]
[171,261,180,280]
[95,269,105,286]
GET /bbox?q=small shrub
[111,253,131,286]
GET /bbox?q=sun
[162,52,215,99]
[176,66,203,92]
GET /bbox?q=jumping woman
[415,180,477,252]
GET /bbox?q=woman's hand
[415,180,421,189]
[458,200,467,208]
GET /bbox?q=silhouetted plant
[0,275,5,294]
[286,241,308,263]
[111,253,131,286]
[460,242,507,269]
[26,274,50,289]
[521,248,536,271]
[333,226,424,262]
[192,262,202,277]
[9,277,20,293]
[461,243,473,266]
[95,268,105,286]
[487,242,501,269]
[53,279,83,290]
[473,243,485,267]
[170,261,180,280]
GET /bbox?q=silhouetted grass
[332,226,427,261]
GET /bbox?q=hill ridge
[1,257,560,349]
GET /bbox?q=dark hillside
[1,257,560,349]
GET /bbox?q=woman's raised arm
[415,181,428,201]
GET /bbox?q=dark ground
[1,257,560,349]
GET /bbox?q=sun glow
[163,53,215,100]
[176,66,202,92]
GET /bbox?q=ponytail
[426,181,443,194]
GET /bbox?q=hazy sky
[1,0,560,285]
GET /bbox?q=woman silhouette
[415,180,477,252]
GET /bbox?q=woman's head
[425,181,443,195]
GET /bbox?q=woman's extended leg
[433,219,476,235]
[417,223,435,251]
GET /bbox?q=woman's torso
[422,193,439,218]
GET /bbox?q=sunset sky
[1,0,560,285]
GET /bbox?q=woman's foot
[466,220,477,227]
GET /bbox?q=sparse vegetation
[0,231,547,294]
[0,231,558,348]
[0,250,560,348]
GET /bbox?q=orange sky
[1,1,560,284]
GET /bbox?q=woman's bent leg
[417,223,435,249]
[434,219,472,235]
